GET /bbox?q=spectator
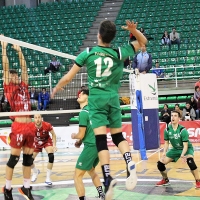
[194,78,200,88]
[38,88,50,110]
[44,56,61,75]
[152,61,164,78]
[169,28,180,50]
[161,104,171,124]
[132,44,152,74]
[194,86,200,101]
[174,103,183,119]
[161,31,170,45]
[29,87,38,109]
[77,85,86,97]
[197,99,200,120]
[182,102,196,121]
[189,96,198,119]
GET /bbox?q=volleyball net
[0,36,133,119]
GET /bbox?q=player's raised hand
[12,44,21,52]
[51,86,64,98]
[121,20,138,31]
[0,35,8,48]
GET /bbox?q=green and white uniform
[76,105,99,170]
[75,45,135,128]
[164,124,194,162]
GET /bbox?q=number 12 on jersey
[94,57,113,77]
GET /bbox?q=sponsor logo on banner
[148,82,156,95]
[140,74,158,109]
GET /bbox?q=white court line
[115,148,164,177]
[6,178,194,189]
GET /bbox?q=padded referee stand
[130,73,160,159]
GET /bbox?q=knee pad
[22,154,33,167]
[187,157,197,171]
[7,155,20,169]
[48,153,54,163]
[157,161,166,172]
[95,135,108,152]
[111,132,126,147]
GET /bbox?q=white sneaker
[126,161,137,190]
[45,178,52,186]
[104,176,117,200]
[31,169,40,182]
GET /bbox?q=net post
[49,73,52,94]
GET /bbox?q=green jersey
[164,124,193,150]
[79,105,95,145]
[75,44,135,94]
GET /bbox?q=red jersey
[34,121,53,141]
[4,81,31,112]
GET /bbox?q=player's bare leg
[44,146,54,185]
[156,156,173,186]
[87,168,105,199]
[94,126,117,200]
[186,155,200,189]
[74,168,86,199]
[31,152,40,182]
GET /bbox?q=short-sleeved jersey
[79,105,95,145]
[75,44,135,94]
[34,121,53,141]
[4,81,31,112]
[164,124,193,150]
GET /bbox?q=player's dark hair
[171,110,181,118]
[195,86,199,91]
[99,20,116,43]
[9,69,18,74]
[81,89,89,96]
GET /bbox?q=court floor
[0,144,200,200]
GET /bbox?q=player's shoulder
[178,124,187,132]
[42,121,52,127]
[81,105,89,113]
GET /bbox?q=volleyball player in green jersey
[52,20,147,200]
[71,89,105,200]
[156,110,200,188]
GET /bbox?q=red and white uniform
[4,81,34,149]
[34,121,53,152]
[4,81,31,112]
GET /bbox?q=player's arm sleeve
[181,129,189,142]
[48,123,53,132]
[164,129,169,141]
[75,49,88,67]
[79,110,89,127]
[118,44,135,61]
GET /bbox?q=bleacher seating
[116,0,200,81]
[0,0,104,89]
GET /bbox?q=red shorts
[9,122,35,149]
[34,137,53,152]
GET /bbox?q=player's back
[84,46,124,94]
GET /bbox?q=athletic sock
[79,196,86,200]
[101,164,110,181]
[23,178,30,188]
[32,167,38,174]
[46,169,52,180]
[5,179,11,190]
[123,152,132,165]
[96,186,104,197]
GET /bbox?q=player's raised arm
[1,40,9,85]
[122,20,147,52]
[12,44,28,84]
[51,64,81,98]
